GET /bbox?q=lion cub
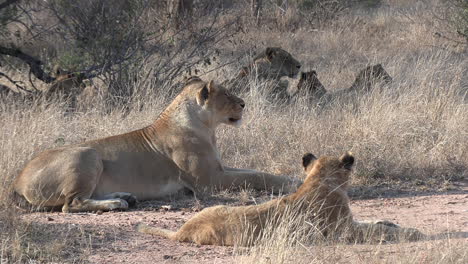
[137,152,424,246]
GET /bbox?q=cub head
[302,152,355,186]
[297,71,327,99]
[196,79,245,127]
[256,47,301,78]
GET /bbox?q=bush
[452,0,468,41]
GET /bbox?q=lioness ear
[302,153,317,169]
[197,80,216,106]
[184,75,202,86]
[340,152,355,170]
[52,65,61,76]
[197,84,209,105]
[207,80,216,93]
[266,47,277,60]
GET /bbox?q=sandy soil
[21,189,468,264]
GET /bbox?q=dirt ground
[21,187,468,264]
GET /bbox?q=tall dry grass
[0,0,467,262]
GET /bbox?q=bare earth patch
[20,188,468,264]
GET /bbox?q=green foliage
[295,0,317,10]
[453,0,468,41]
[55,50,92,72]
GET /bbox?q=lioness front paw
[118,193,137,207]
[105,192,138,207]
[106,198,129,210]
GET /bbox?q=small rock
[96,210,103,215]
[46,217,54,221]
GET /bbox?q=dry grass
[0,0,467,262]
[232,199,467,264]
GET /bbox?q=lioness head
[243,47,301,79]
[195,78,245,127]
[302,152,354,186]
[297,71,327,99]
[49,66,86,95]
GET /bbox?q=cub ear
[340,152,355,170]
[302,153,317,169]
[265,47,277,60]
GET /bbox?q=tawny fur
[137,152,424,246]
[223,47,301,95]
[47,67,86,97]
[14,77,297,213]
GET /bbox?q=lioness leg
[219,169,299,193]
[63,196,129,213]
[14,147,122,213]
[100,192,137,207]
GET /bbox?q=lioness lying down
[292,64,393,103]
[14,77,297,213]
[137,152,424,246]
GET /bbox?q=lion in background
[293,64,393,103]
[289,70,327,100]
[137,152,424,246]
[47,66,86,96]
[347,64,393,93]
[222,47,301,97]
[14,76,297,213]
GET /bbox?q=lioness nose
[240,102,245,108]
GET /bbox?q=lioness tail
[136,223,176,239]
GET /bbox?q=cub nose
[296,65,301,69]
[240,102,245,108]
